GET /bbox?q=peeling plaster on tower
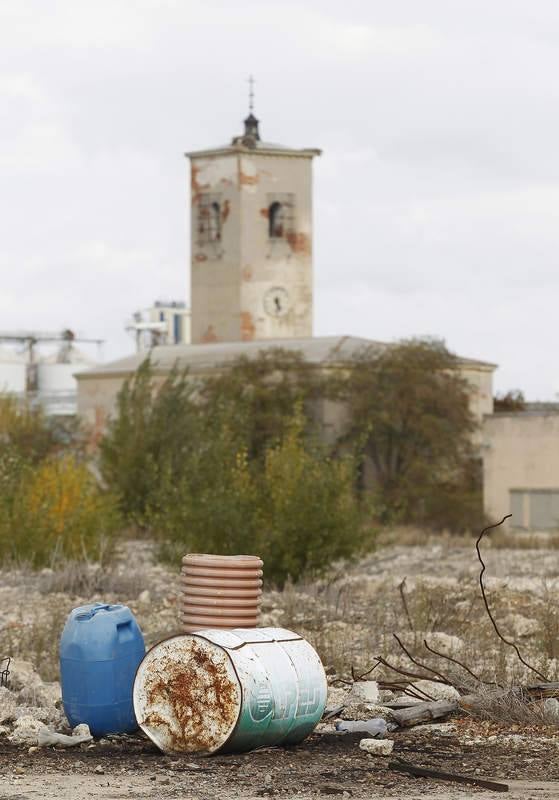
[186,109,321,344]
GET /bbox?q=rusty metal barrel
[132,628,327,755]
[180,554,263,632]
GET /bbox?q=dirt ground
[2,532,559,798]
[1,724,559,800]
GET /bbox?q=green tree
[200,348,321,460]
[99,359,201,521]
[494,389,526,412]
[334,339,481,530]
[258,408,367,584]
[147,407,367,586]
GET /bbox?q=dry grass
[463,685,559,726]
[0,603,68,682]
[377,525,559,551]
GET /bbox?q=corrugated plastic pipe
[180,553,263,632]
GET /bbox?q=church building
[76,111,495,446]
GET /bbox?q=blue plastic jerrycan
[60,603,145,736]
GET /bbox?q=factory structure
[0,329,101,416]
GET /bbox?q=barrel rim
[133,632,244,756]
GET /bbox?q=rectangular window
[510,490,526,528]
[197,193,222,246]
[510,489,559,530]
[266,193,295,240]
[173,313,182,344]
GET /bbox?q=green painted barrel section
[207,628,327,753]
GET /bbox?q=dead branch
[375,654,449,685]
[398,578,414,632]
[389,699,458,728]
[392,633,454,686]
[331,661,380,687]
[422,638,501,689]
[389,758,509,792]
[476,514,547,682]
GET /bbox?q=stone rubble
[359,737,394,755]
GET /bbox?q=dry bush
[0,455,120,567]
[35,561,151,599]
[464,686,559,727]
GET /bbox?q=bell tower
[186,104,320,344]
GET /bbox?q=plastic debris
[38,723,92,748]
[359,737,394,755]
[335,718,387,737]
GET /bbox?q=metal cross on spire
[248,74,255,113]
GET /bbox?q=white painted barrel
[132,627,327,755]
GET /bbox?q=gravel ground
[1,724,559,799]
[1,533,559,798]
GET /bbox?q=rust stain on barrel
[143,639,238,753]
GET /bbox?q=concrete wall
[461,365,494,446]
[483,412,559,526]
[189,151,315,344]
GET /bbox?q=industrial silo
[37,346,96,416]
[0,347,27,396]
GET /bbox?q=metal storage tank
[38,346,96,416]
[0,347,27,396]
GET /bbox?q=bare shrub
[464,686,559,727]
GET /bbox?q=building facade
[483,409,559,529]
[188,114,320,344]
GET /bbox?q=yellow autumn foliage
[1,455,120,566]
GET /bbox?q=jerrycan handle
[75,604,115,621]
[117,619,134,642]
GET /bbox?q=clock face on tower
[263,287,290,318]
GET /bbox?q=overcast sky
[1,0,559,398]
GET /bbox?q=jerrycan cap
[75,603,122,621]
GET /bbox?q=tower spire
[241,74,260,146]
[248,74,255,114]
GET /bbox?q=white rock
[509,615,539,638]
[359,738,394,755]
[350,681,379,704]
[544,698,559,719]
[17,681,61,709]
[0,686,17,723]
[137,589,151,607]
[72,723,92,738]
[425,632,465,653]
[8,716,47,746]
[409,680,460,702]
[8,660,42,693]
[14,705,63,725]
[326,685,351,709]
[341,703,396,723]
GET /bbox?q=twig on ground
[476,514,547,682]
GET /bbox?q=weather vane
[248,74,255,114]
